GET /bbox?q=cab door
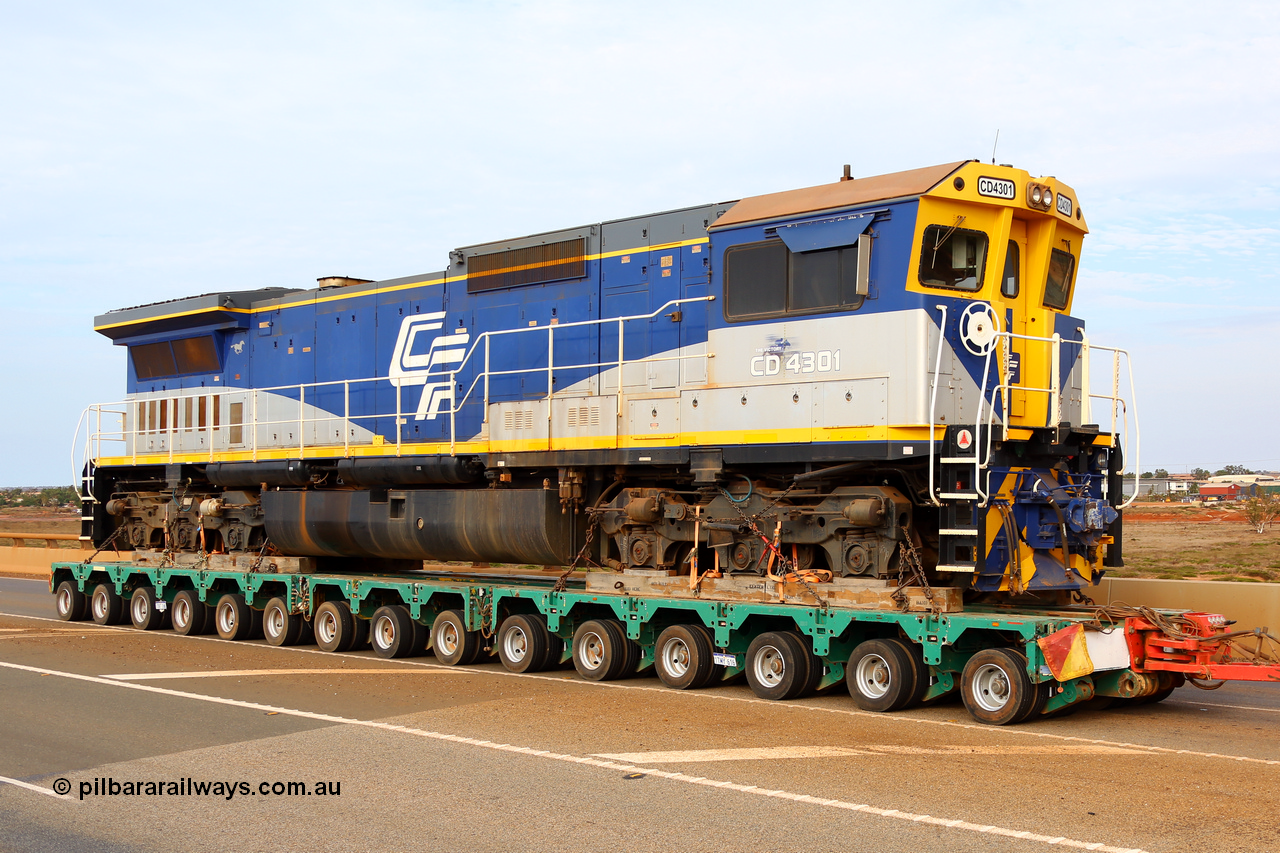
[995,219,1032,422]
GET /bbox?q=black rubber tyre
[314,601,359,653]
[1018,681,1053,722]
[129,586,167,631]
[215,593,261,641]
[960,648,1037,725]
[349,618,371,651]
[745,631,811,701]
[90,583,125,626]
[847,638,919,712]
[170,590,210,636]
[432,609,482,666]
[370,605,420,659]
[263,597,305,647]
[498,614,559,673]
[1134,672,1183,705]
[573,619,629,681]
[603,620,640,679]
[54,581,88,622]
[797,635,825,698]
[654,624,720,690]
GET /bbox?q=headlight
[1044,190,1053,207]
[1031,187,1042,204]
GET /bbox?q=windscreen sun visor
[777,213,875,253]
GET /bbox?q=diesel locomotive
[77,160,1137,601]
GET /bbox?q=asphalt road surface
[1,576,1278,853]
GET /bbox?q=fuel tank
[262,488,580,566]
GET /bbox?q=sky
[2,1,1278,485]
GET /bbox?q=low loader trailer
[49,556,1280,726]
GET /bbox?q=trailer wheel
[55,581,88,622]
[654,624,719,690]
[171,590,209,636]
[1018,681,1052,721]
[961,648,1036,725]
[745,632,810,701]
[371,605,421,659]
[606,620,641,678]
[498,614,558,673]
[573,619,629,681]
[432,610,482,666]
[847,638,921,712]
[264,597,305,647]
[90,583,125,625]
[130,586,167,631]
[215,594,263,642]
[314,601,359,653]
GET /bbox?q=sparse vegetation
[1243,492,1280,534]
[1111,504,1280,582]
[0,487,77,508]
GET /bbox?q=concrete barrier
[0,547,135,579]
[1093,577,1280,632]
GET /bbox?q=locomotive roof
[94,288,303,340]
[709,161,968,230]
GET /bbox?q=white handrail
[971,327,1139,510]
[926,304,948,506]
[76,295,718,467]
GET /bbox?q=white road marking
[101,668,478,680]
[1167,700,1280,714]
[0,632,96,641]
[3,609,1278,767]
[0,774,76,801]
[594,743,1149,763]
[593,746,875,763]
[0,658,1146,852]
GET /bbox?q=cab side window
[1001,240,1020,298]
[1043,248,1075,310]
[918,225,988,291]
[724,240,864,321]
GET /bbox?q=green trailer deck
[49,560,1224,725]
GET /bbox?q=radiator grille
[467,237,587,293]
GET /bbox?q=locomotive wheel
[961,648,1036,725]
[654,624,719,690]
[497,614,559,673]
[371,605,422,659]
[129,586,168,631]
[314,601,359,653]
[171,590,210,636]
[90,583,125,626]
[54,581,88,622]
[745,631,811,701]
[848,638,930,712]
[215,593,263,642]
[572,619,630,681]
[432,610,482,666]
[263,597,305,647]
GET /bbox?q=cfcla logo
[388,313,470,420]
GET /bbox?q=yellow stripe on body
[95,422,940,468]
[95,238,710,332]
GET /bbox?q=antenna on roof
[841,164,852,182]
[991,129,1000,165]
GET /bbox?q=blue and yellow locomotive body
[81,161,1135,600]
